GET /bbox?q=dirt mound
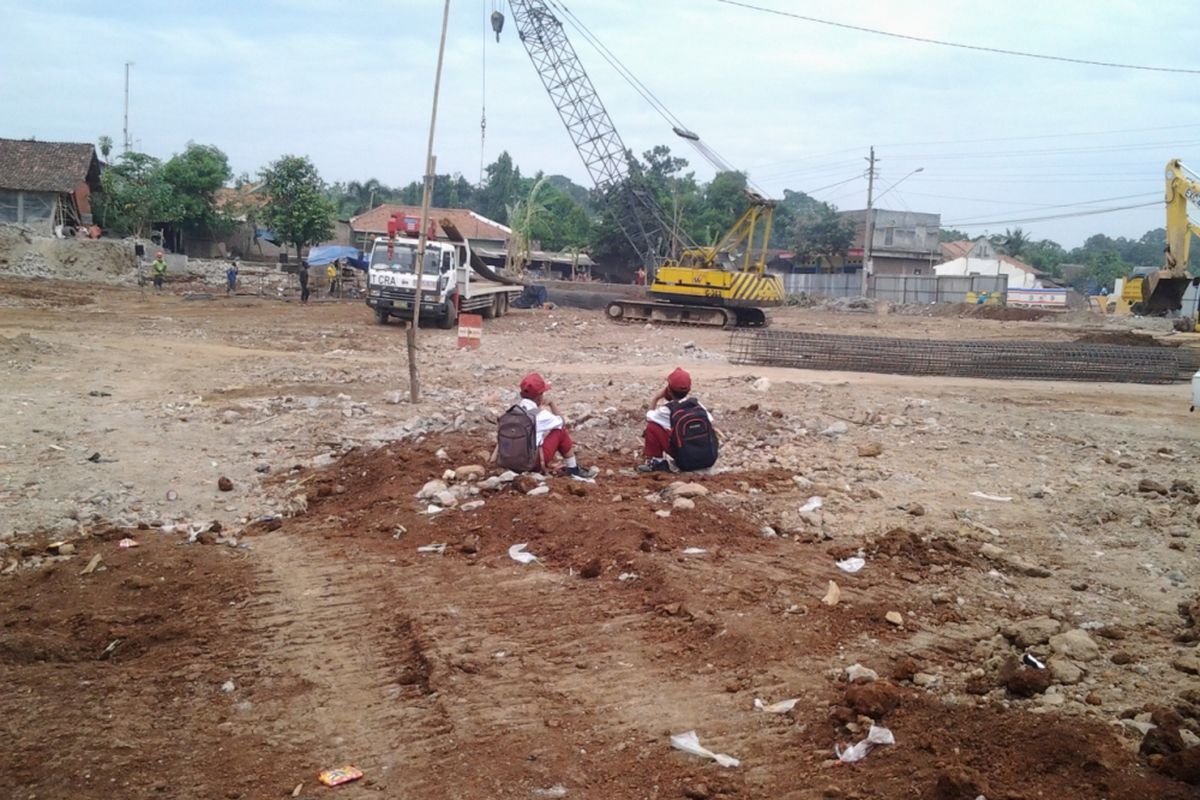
[0,530,306,799]
[283,433,777,569]
[0,224,135,285]
[962,304,1051,321]
[1075,330,1171,348]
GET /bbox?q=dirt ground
[2,275,1199,799]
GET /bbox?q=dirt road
[2,277,1198,798]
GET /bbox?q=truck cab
[365,214,520,328]
[366,235,464,328]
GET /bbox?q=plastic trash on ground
[118,537,139,548]
[509,543,539,564]
[682,547,708,555]
[836,725,895,763]
[417,543,447,554]
[531,785,568,798]
[318,766,364,787]
[753,697,799,714]
[799,496,823,513]
[670,730,740,767]
[970,491,1012,502]
[836,556,865,573]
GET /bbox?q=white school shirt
[646,398,712,431]
[518,397,564,446]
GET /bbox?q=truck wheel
[482,294,498,319]
[500,293,510,316]
[438,297,459,330]
[374,308,389,325]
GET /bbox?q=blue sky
[3,0,1198,247]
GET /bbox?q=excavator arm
[1146,160,1200,315]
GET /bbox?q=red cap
[667,367,691,393]
[520,372,550,398]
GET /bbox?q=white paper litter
[618,572,639,581]
[753,697,799,714]
[530,785,568,798]
[508,543,539,564]
[799,496,824,513]
[422,504,444,515]
[836,556,865,573]
[670,730,740,768]
[836,725,895,763]
[417,543,447,554]
[970,491,1012,503]
[681,547,708,555]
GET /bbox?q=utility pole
[407,0,452,403]
[861,146,876,296]
[123,62,133,154]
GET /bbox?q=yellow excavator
[1131,160,1200,323]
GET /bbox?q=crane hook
[491,10,505,42]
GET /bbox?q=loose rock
[217,476,233,492]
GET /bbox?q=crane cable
[479,0,490,187]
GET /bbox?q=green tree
[97,135,113,161]
[939,227,971,243]
[1023,239,1066,277]
[161,142,233,236]
[476,151,523,224]
[790,204,856,268]
[94,151,180,238]
[259,155,336,261]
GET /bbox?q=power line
[944,202,1161,228]
[901,189,1158,208]
[716,0,1200,74]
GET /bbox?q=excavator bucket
[1142,272,1194,315]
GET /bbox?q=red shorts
[541,427,573,465]
[642,423,671,459]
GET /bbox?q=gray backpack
[497,405,539,472]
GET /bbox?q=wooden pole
[407,0,452,403]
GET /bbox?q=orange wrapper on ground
[318,766,363,787]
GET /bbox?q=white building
[935,238,1051,290]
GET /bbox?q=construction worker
[327,261,338,297]
[152,251,167,292]
[298,264,310,304]
[226,260,238,295]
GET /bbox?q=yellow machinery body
[607,192,785,328]
[1143,160,1200,317]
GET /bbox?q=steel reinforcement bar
[728,330,1200,384]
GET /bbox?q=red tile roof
[0,138,100,193]
[941,240,974,260]
[350,204,511,241]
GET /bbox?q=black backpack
[497,405,539,472]
[669,399,718,471]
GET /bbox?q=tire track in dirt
[244,532,456,796]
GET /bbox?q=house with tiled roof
[349,204,510,251]
[0,138,102,234]
[935,237,1053,289]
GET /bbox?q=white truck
[365,219,522,328]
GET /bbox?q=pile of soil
[961,305,1051,321]
[0,528,306,799]
[1075,330,1171,348]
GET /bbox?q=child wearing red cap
[517,372,595,480]
[638,367,716,473]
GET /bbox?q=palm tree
[505,176,549,274]
[97,135,113,161]
[1000,227,1030,259]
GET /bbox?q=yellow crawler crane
[606,191,785,328]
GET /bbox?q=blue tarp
[306,245,367,270]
